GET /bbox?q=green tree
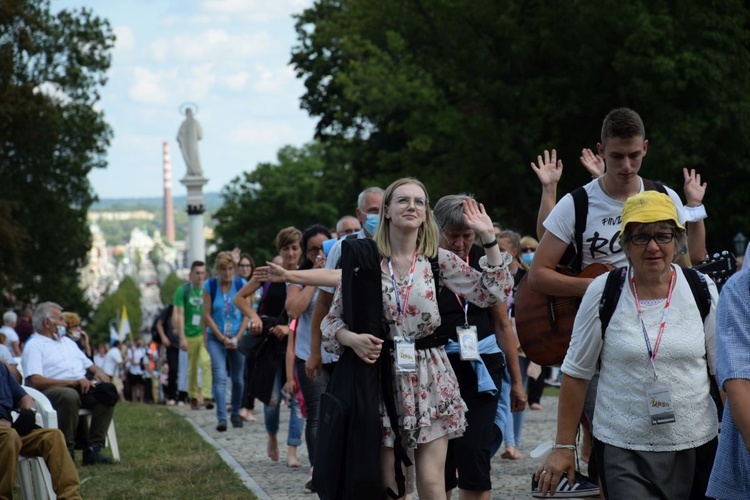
[291,0,750,249]
[212,142,356,263]
[160,272,183,306]
[0,0,114,310]
[88,275,142,345]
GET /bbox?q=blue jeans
[263,355,304,447]
[206,335,244,423]
[295,358,334,466]
[503,356,530,448]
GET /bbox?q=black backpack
[598,265,723,420]
[562,179,667,272]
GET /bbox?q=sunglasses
[521,247,536,253]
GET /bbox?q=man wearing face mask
[305,187,384,381]
[21,302,117,465]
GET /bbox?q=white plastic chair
[78,408,120,462]
[16,386,58,500]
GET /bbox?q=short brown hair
[275,226,302,252]
[601,108,645,143]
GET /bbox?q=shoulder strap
[680,267,711,323]
[599,267,628,339]
[570,186,588,273]
[642,179,667,194]
[209,277,217,303]
[182,283,190,306]
[429,253,440,287]
[234,276,243,292]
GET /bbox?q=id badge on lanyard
[394,337,417,373]
[454,286,479,361]
[631,268,677,425]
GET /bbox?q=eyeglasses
[394,196,428,210]
[629,232,675,246]
[521,247,536,253]
[307,246,323,254]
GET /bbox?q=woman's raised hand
[254,261,288,283]
[462,198,495,243]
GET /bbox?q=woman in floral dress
[321,177,514,498]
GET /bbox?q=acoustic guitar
[515,252,737,367]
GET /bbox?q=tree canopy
[88,276,141,345]
[212,142,357,263]
[0,0,114,311]
[290,0,750,248]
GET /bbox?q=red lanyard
[630,268,676,378]
[387,253,418,329]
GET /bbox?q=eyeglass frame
[628,232,676,246]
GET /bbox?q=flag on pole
[110,324,119,345]
[119,305,131,341]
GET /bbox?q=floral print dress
[321,247,513,449]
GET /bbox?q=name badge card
[457,325,479,361]
[394,337,417,373]
[646,380,676,425]
[191,314,201,326]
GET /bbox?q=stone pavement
[172,394,578,499]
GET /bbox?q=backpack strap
[680,267,711,323]
[209,277,217,303]
[599,267,628,340]
[570,186,588,273]
[234,276,244,292]
[182,283,190,307]
[642,179,668,195]
[429,254,441,287]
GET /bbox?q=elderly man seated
[22,302,117,465]
[0,362,81,498]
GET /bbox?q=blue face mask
[521,253,534,266]
[364,213,380,236]
[57,326,67,339]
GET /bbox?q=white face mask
[56,326,67,339]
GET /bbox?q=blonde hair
[520,235,539,250]
[62,312,81,329]
[375,178,439,258]
[213,251,235,273]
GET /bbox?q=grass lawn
[75,402,253,499]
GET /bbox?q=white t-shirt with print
[543,177,686,269]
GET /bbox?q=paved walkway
[172,394,577,499]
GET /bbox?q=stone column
[180,176,209,263]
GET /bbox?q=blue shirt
[0,363,26,422]
[707,269,750,499]
[203,277,246,338]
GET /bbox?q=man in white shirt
[22,302,116,465]
[0,311,21,356]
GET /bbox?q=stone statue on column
[177,106,203,177]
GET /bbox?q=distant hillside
[92,192,224,213]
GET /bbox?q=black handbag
[237,314,285,358]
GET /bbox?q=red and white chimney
[163,141,176,243]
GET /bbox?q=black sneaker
[216,421,227,432]
[531,471,600,498]
[230,413,243,428]
[204,399,215,410]
[82,445,113,466]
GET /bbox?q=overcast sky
[53,0,317,199]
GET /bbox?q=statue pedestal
[180,176,209,264]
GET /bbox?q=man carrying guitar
[525,108,708,495]
[528,107,708,298]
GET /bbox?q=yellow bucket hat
[621,191,685,231]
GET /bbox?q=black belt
[385,334,450,350]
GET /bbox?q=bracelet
[552,444,577,450]
[683,204,707,222]
[482,238,498,249]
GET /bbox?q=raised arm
[530,149,563,241]
[683,168,708,264]
[255,262,341,288]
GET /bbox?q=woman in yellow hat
[535,191,719,499]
